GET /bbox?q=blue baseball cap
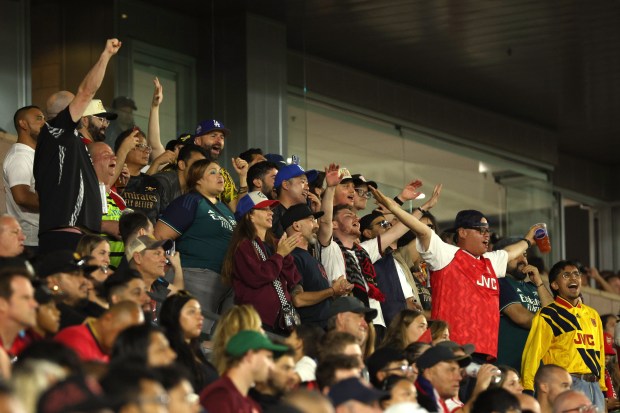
[235,191,280,220]
[195,119,231,137]
[274,164,318,188]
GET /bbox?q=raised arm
[503,224,544,262]
[147,77,165,159]
[370,184,442,252]
[318,163,342,246]
[69,39,122,122]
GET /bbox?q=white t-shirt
[320,238,386,327]
[2,143,39,245]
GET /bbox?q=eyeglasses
[354,188,372,199]
[372,220,391,229]
[465,226,491,235]
[561,404,599,413]
[560,271,582,280]
[134,144,153,153]
[92,116,110,126]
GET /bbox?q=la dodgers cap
[195,119,231,137]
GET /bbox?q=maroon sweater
[232,238,301,328]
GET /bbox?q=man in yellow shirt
[522,260,606,412]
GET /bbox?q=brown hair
[380,309,425,351]
[185,159,216,191]
[220,211,277,285]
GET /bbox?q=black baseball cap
[359,211,384,234]
[280,203,324,231]
[35,251,98,278]
[447,209,487,232]
[328,377,388,407]
[352,174,378,190]
[436,340,475,356]
[416,345,471,370]
[326,296,377,322]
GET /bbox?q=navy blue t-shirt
[291,247,331,327]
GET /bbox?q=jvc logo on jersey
[573,333,595,346]
[476,275,497,290]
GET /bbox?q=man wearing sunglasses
[522,261,606,412]
[360,210,422,326]
[77,99,117,144]
[402,206,542,365]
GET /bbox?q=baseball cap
[35,250,98,278]
[326,296,378,322]
[352,174,377,190]
[328,377,388,407]
[225,330,289,358]
[274,164,319,188]
[366,347,407,386]
[280,203,324,231]
[448,209,487,232]
[436,340,476,356]
[265,153,287,169]
[235,191,280,220]
[359,211,385,234]
[339,167,353,182]
[125,236,174,260]
[112,96,137,110]
[416,345,471,370]
[195,119,231,137]
[82,99,118,120]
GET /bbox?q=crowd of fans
[1,38,620,413]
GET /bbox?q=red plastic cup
[534,223,551,254]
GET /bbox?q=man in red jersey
[370,189,541,362]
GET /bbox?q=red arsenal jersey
[418,233,507,359]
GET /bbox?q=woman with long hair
[380,309,428,351]
[155,158,236,334]
[221,191,302,334]
[111,323,177,368]
[159,291,218,393]
[209,304,263,375]
[76,234,112,309]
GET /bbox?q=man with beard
[522,260,607,412]
[247,161,278,200]
[282,204,353,327]
[495,237,554,372]
[193,119,248,208]
[77,99,117,144]
[249,344,298,411]
[4,106,45,250]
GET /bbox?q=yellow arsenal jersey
[521,296,606,392]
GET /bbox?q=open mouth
[211,145,221,154]
[568,282,579,290]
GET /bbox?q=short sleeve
[484,250,508,278]
[417,231,459,271]
[4,148,34,187]
[158,193,201,234]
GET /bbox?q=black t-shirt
[271,203,287,238]
[152,170,181,213]
[122,173,162,223]
[291,247,331,327]
[33,106,102,233]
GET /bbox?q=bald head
[98,300,144,353]
[46,91,74,120]
[552,391,592,413]
[517,393,541,413]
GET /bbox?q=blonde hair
[12,359,68,413]
[210,305,262,374]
